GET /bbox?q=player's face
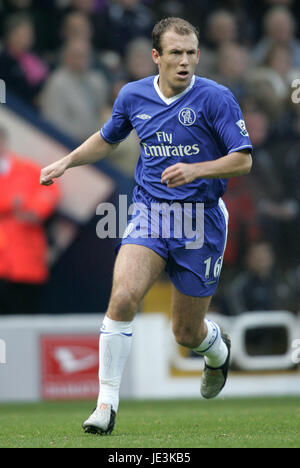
[152,30,200,97]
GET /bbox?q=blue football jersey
[100,75,253,204]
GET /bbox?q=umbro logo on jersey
[136,114,152,120]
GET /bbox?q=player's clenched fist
[40,159,68,186]
[161,162,198,188]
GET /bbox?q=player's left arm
[161,149,252,188]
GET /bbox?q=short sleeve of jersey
[100,85,133,144]
[208,88,253,155]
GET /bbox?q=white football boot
[82,403,116,435]
[201,333,231,399]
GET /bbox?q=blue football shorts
[117,185,229,297]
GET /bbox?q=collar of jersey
[153,75,195,105]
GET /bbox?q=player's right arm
[41,83,132,186]
[40,132,118,186]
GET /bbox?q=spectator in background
[252,6,300,68]
[264,43,300,87]
[212,42,250,99]
[0,13,49,107]
[205,9,238,47]
[247,42,299,118]
[55,0,96,47]
[245,66,288,124]
[94,0,108,12]
[51,10,111,79]
[66,0,97,14]
[0,0,33,37]
[197,9,238,76]
[124,38,156,81]
[94,0,155,56]
[239,107,300,270]
[60,10,93,44]
[257,43,300,136]
[54,0,102,51]
[228,242,296,314]
[0,0,62,57]
[222,175,261,270]
[243,107,275,183]
[0,127,60,314]
[1,0,32,9]
[40,38,109,141]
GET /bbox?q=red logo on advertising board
[41,335,99,400]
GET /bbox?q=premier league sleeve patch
[235,119,249,137]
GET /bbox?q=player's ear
[196,49,200,64]
[152,48,160,65]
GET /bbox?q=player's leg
[106,243,166,321]
[83,244,166,434]
[171,286,231,399]
[98,243,166,412]
[171,288,211,348]
[167,198,230,398]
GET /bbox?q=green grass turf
[0,397,299,448]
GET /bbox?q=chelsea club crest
[178,107,196,126]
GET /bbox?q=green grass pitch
[0,397,299,448]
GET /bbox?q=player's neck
[158,76,192,99]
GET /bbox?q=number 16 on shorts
[204,256,224,280]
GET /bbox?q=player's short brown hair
[152,17,199,55]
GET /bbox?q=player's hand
[161,163,197,188]
[40,159,67,186]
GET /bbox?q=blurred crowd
[0,0,299,315]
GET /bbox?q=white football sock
[193,319,228,368]
[97,315,133,413]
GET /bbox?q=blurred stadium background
[0,0,300,404]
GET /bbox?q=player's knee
[173,326,202,349]
[107,288,139,321]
